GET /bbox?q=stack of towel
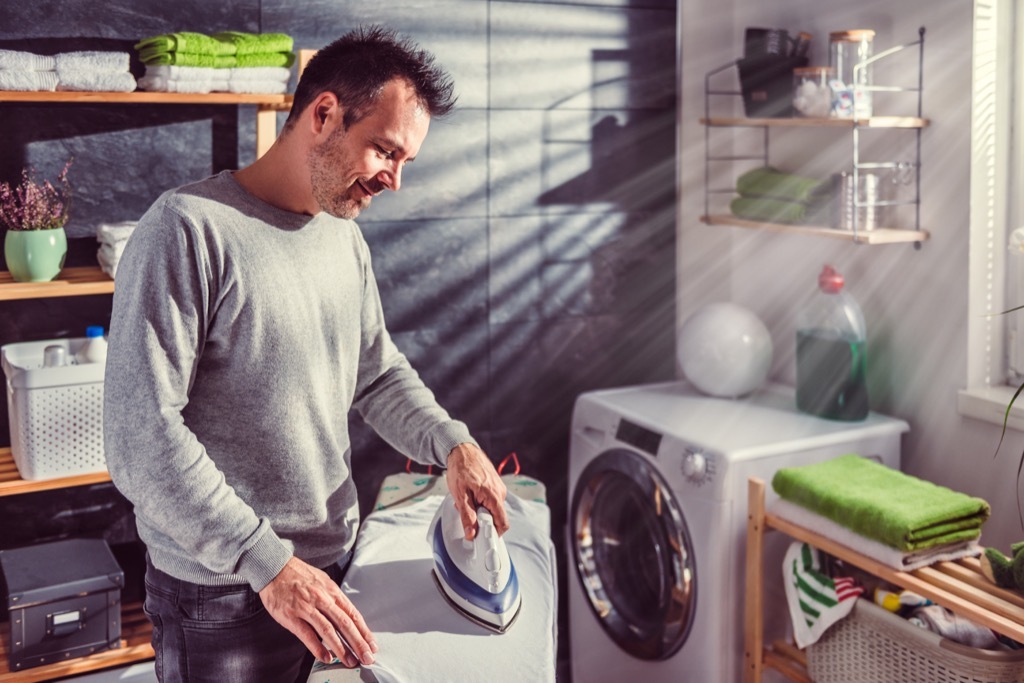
[729,166,831,225]
[96,221,137,279]
[0,49,58,91]
[135,32,294,94]
[55,51,136,93]
[0,49,136,92]
[771,454,991,570]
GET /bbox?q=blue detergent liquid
[796,328,868,421]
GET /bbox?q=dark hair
[283,25,456,132]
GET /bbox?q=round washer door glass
[572,448,696,660]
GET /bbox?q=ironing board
[307,471,553,683]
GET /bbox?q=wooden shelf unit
[702,29,928,245]
[744,477,1024,683]
[0,85,298,680]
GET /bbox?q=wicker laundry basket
[808,598,1024,683]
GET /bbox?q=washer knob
[681,450,708,483]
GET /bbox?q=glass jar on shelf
[829,29,875,118]
[793,66,833,118]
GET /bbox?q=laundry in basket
[1,337,107,480]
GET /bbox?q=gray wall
[0,0,678,667]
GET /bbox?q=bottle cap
[86,325,105,338]
[818,265,844,293]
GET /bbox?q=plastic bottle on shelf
[76,326,108,365]
[795,265,868,421]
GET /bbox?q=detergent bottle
[75,325,108,365]
[795,265,868,421]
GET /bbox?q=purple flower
[0,159,73,231]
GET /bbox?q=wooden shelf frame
[0,448,111,496]
[0,267,114,301]
[744,477,1024,683]
[701,214,930,245]
[0,83,310,680]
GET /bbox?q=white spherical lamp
[677,302,773,398]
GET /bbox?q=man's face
[308,79,431,219]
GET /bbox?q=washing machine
[567,381,908,683]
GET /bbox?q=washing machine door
[571,447,696,660]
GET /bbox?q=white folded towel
[97,247,118,279]
[97,221,137,246]
[0,49,55,71]
[144,65,222,82]
[228,66,291,82]
[772,498,981,571]
[0,70,58,91]
[55,51,130,74]
[137,75,228,94]
[57,71,137,92]
[226,80,288,94]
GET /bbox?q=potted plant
[0,159,72,283]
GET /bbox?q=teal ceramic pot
[4,228,68,282]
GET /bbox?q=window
[958,0,1024,429]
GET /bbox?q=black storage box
[738,54,808,117]
[0,538,123,672]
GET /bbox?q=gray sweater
[103,171,473,591]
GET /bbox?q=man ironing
[103,26,508,682]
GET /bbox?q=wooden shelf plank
[764,510,1024,642]
[0,91,292,107]
[701,214,930,245]
[701,115,930,129]
[0,448,111,496]
[0,267,114,300]
[0,603,152,682]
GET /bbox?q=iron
[427,494,522,633]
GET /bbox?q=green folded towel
[213,31,294,55]
[234,52,295,69]
[730,196,826,225]
[135,32,237,56]
[140,52,237,68]
[772,454,991,552]
[737,166,831,204]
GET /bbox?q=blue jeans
[143,554,351,683]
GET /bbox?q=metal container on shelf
[833,170,886,231]
[829,29,875,118]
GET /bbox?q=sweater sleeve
[102,199,291,591]
[350,233,476,468]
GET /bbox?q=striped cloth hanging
[782,541,864,648]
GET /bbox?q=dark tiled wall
[0,0,677,664]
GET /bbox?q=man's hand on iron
[445,442,509,539]
[258,556,378,668]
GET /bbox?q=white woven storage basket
[1,338,106,480]
[808,598,1024,683]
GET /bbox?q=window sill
[958,385,1024,432]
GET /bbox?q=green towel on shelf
[213,31,294,55]
[771,454,991,552]
[134,32,237,56]
[736,166,831,204]
[139,51,237,68]
[730,196,825,225]
[234,52,296,69]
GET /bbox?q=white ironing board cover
[309,494,557,683]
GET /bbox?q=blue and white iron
[427,494,522,633]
